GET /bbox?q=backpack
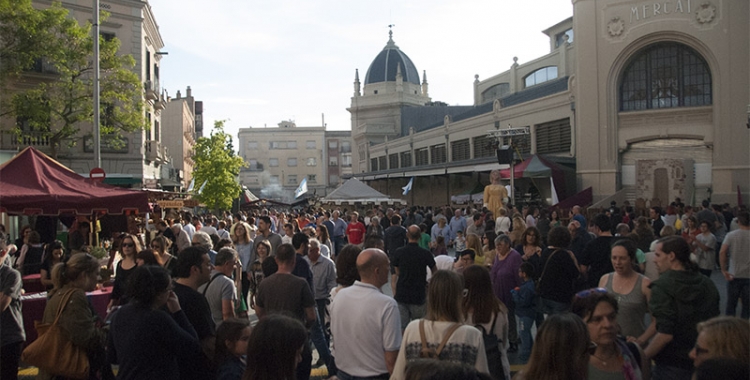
[476,315,507,380]
[418,320,461,359]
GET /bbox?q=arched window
[481,83,510,103]
[620,42,711,111]
[524,67,558,88]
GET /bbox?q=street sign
[89,167,106,182]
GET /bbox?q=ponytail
[49,253,99,296]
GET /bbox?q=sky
[152,0,573,140]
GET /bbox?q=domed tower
[348,30,431,174]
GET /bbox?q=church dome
[364,31,420,85]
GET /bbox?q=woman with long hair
[149,236,177,275]
[571,290,648,380]
[634,217,656,253]
[463,265,511,380]
[391,270,489,380]
[109,233,141,308]
[215,318,251,380]
[680,216,699,243]
[330,244,362,303]
[39,253,111,380]
[248,240,271,309]
[136,249,160,266]
[315,224,333,258]
[243,314,308,380]
[550,209,562,228]
[515,227,543,278]
[39,240,65,288]
[689,316,749,368]
[513,313,590,380]
[107,265,204,380]
[508,216,527,247]
[490,234,522,354]
[466,233,486,266]
[482,231,497,262]
[598,239,655,345]
[232,222,254,306]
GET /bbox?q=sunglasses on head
[575,287,608,299]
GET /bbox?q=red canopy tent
[0,147,149,215]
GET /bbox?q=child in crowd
[511,262,536,364]
[215,318,251,380]
[454,230,467,251]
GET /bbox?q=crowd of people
[0,198,748,380]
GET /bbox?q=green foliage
[192,120,246,211]
[0,0,144,158]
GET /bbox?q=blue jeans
[310,307,336,374]
[726,278,750,318]
[652,364,693,380]
[517,315,534,364]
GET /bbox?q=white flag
[186,177,195,192]
[402,177,414,196]
[295,177,308,199]
[198,180,208,194]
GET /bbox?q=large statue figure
[484,169,509,218]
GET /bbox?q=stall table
[22,274,46,293]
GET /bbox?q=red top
[346,222,366,245]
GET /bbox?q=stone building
[0,0,167,188]
[351,0,749,207]
[237,121,352,202]
[161,87,201,189]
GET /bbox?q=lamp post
[487,125,530,206]
[93,0,101,168]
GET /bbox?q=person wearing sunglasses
[108,233,141,310]
[571,288,649,380]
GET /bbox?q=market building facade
[351,0,749,207]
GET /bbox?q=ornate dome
[364,31,420,85]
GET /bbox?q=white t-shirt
[495,216,511,234]
[330,281,401,377]
[723,229,750,278]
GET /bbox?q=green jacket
[649,269,719,370]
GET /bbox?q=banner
[295,177,308,199]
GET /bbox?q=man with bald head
[330,249,401,379]
[391,225,437,330]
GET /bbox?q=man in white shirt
[183,213,196,240]
[331,248,401,379]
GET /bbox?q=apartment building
[0,0,167,188]
[238,121,352,202]
[161,87,201,189]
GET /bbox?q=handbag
[21,288,90,379]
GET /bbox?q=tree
[0,0,144,158]
[192,120,246,211]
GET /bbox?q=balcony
[144,80,159,101]
[0,130,51,149]
[153,93,166,111]
[145,140,166,163]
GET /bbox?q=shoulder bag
[476,314,507,380]
[21,288,90,379]
[535,249,560,294]
[418,319,462,359]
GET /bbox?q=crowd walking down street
[1,200,749,380]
